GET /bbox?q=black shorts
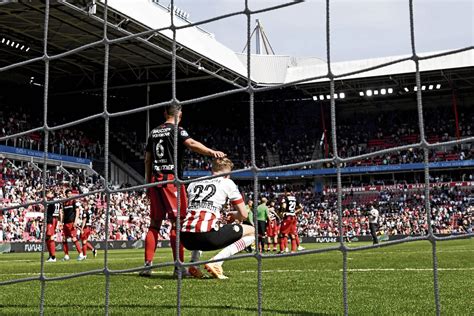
[181,224,244,251]
[257,221,266,236]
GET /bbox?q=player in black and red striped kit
[60,189,83,261]
[45,191,61,262]
[140,104,225,277]
[78,204,97,261]
[279,192,303,253]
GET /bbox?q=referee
[368,204,379,245]
[256,197,269,253]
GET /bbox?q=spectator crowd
[1,158,472,243]
[2,103,473,171]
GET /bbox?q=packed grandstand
[1,155,472,243]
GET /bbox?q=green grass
[0,239,473,315]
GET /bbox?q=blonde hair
[212,157,234,173]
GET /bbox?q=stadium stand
[1,152,472,243]
[1,104,103,159]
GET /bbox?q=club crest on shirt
[233,225,240,233]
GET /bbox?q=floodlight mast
[242,19,275,55]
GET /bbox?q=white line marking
[239,267,474,273]
[1,267,474,277]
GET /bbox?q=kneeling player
[181,158,255,279]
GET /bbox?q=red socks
[63,242,69,255]
[291,238,297,252]
[74,241,82,254]
[169,228,184,262]
[145,227,184,264]
[82,242,94,256]
[279,237,287,252]
[46,239,56,257]
[145,228,159,263]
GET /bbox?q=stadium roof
[98,0,474,96]
[0,0,250,94]
[0,0,472,95]
[239,49,473,85]
[102,0,473,86]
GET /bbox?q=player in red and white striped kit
[181,158,255,279]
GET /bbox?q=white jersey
[181,176,243,233]
[369,208,379,224]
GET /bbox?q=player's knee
[149,219,162,230]
[242,224,255,237]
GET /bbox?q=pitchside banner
[324,181,474,193]
[1,235,460,253]
[1,240,170,253]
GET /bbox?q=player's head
[261,197,268,205]
[211,157,234,176]
[46,191,54,200]
[164,104,182,122]
[65,189,72,197]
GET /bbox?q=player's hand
[211,150,226,158]
[226,212,236,223]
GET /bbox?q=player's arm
[272,209,281,221]
[228,201,249,223]
[81,213,86,230]
[295,204,304,214]
[183,138,225,158]
[145,151,152,184]
[59,206,64,224]
[74,205,80,228]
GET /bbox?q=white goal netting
[0,1,473,315]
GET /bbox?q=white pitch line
[0,271,174,276]
[0,256,167,263]
[350,249,474,255]
[1,267,473,277]
[345,267,474,272]
[238,267,474,273]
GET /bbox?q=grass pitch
[0,239,472,315]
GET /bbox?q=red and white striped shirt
[181,177,243,233]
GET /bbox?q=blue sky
[171,0,473,61]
